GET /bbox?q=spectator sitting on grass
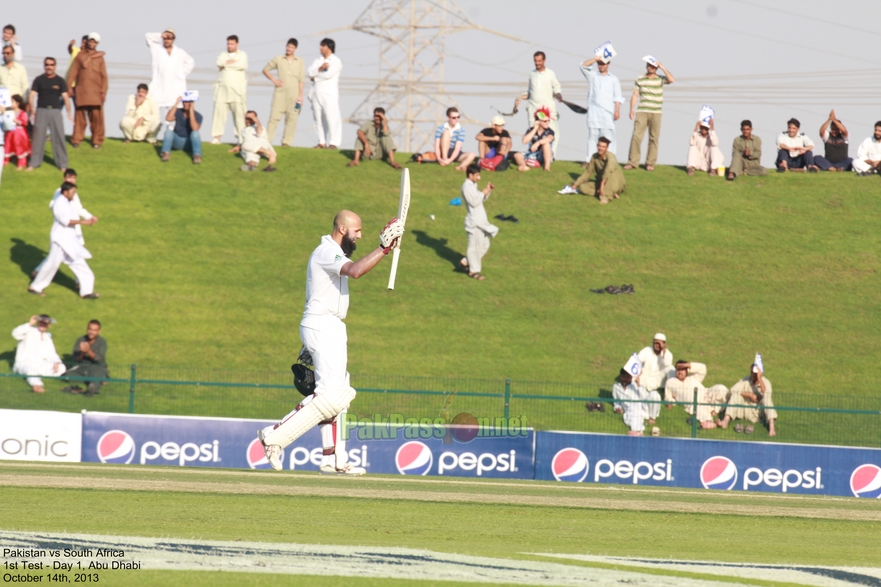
[664,360,728,429]
[686,119,724,176]
[852,121,881,176]
[511,106,555,172]
[414,107,476,171]
[476,116,512,171]
[11,314,65,394]
[63,319,107,396]
[557,137,625,204]
[727,120,766,180]
[717,361,777,436]
[775,118,818,172]
[612,368,655,437]
[814,110,852,172]
[120,83,160,144]
[230,110,277,172]
[347,107,401,169]
[160,95,202,164]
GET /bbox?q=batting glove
[379,217,405,253]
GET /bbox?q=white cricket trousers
[311,93,342,147]
[30,243,95,295]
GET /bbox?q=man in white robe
[515,51,562,157]
[612,369,657,436]
[32,169,93,277]
[12,315,66,393]
[637,333,675,392]
[308,38,342,149]
[460,164,498,280]
[687,120,724,174]
[29,182,99,299]
[120,83,160,143]
[211,35,248,144]
[664,360,728,427]
[146,29,195,138]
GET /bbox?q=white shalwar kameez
[146,33,195,135]
[637,345,675,392]
[307,54,342,147]
[34,189,92,274]
[30,195,95,296]
[11,323,66,387]
[612,381,655,432]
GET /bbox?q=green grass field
[2,140,879,391]
[1,461,880,586]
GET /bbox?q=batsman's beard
[341,234,357,257]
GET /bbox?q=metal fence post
[691,388,698,438]
[129,364,137,414]
[504,378,511,420]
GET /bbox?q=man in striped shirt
[625,58,674,171]
[432,107,476,171]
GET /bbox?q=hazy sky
[9,0,880,164]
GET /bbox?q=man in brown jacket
[67,32,108,149]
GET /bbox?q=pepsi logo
[395,441,432,475]
[850,464,881,499]
[96,430,136,464]
[551,448,589,482]
[247,438,283,470]
[700,456,738,490]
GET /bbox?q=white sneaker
[257,429,283,471]
[320,463,366,476]
[557,185,578,195]
[211,138,221,145]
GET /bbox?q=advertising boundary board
[80,411,536,479]
[536,430,881,498]
[0,408,82,462]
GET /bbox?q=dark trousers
[72,105,105,146]
[776,148,814,169]
[814,156,853,171]
[30,108,68,169]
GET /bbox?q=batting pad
[263,387,356,450]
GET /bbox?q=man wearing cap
[687,118,724,175]
[625,57,674,171]
[476,116,512,171]
[29,181,99,299]
[511,107,555,171]
[64,319,108,396]
[718,362,776,436]
[67,33,107,149]
[211,34,247,144]
[612,369,657,436]
[580,55,623,161]
[263,38,305,146]
[514,51,562,157]
[636,333,675,393]
[146,29,195,138]
[0,42,28,101]
[664,360,728,428]
[347,106,400,169]
[11,315,66,393]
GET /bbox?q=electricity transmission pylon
[337,0,524,153]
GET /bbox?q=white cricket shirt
[302,235,351,321]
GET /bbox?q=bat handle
[387,248,401,290]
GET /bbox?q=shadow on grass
[411,230,464,272]
[9,238,80,294]
[0,350,15,369]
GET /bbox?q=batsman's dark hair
[741,119,753,128]
[64,168,77,177]
[287,38,298,47]
[61,181,76,192]
[446,106,459,117]
[320,38,335,53]
[227,35,239,43]
[597,136,611,145]
[465,163,481,176]
[373,107,385,115]
[533,50,546,60]
[787,118,800,128]
[137,83,149,92]
[89,319,101,328]
[4,24,15,34]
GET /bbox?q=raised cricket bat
[387,168,411,290]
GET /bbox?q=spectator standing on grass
[0,43,28,101]
[476,116,512,171]
[160,96,202,164]
[460,164,497,281]
[67,33,108,150]
[211,35,248,144]
[557,136,625,204]
[775,118,818,172]
[263,38,305,146]
[514,51,562,157]
[580,54,623,161]
[32,169,92,280]
[4,94,31,169]
[625,56,674,171]
[230,110,276,172]
[852,121,881,176]
[146,29,195,138]
[814,110,852,171]
[727,120,766,180]
[347,107,400,169]
[12,315,65,394]
[119,83,159,144]
[612,368,656,437]
[717,360,776,437]
[2,25,21,61]
[63,319,108,397]
[27,57,71,172]
[664,360,729,429]
[686,119,724,175]
[308,38,342,149]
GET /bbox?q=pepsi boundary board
[536,431,881,498]
[81,412,535,479]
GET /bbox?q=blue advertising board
[81,412,535,479]
[536,431,881,498]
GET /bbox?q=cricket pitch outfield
[1,462,880,586]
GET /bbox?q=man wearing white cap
[476,116,512,167]
[625,57,674,171]
[637,333,675,393]
[66,32,107,149]
[146,28,195,138]
[687,118,724,175]
[718,360,776,436]
[514,51,562,157]
[11,314,66,393]
[580,53,623,161]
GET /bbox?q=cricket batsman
[258,210,404,474]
